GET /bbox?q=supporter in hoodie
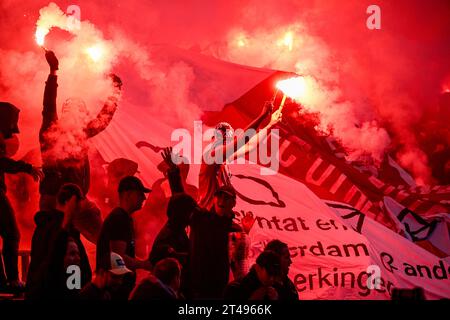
[40,232,87,300]
[39,50,122,243]
[149,193,196,268]
[0,102,43,294]
[26,183,91,299]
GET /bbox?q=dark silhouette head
[56,183,85,214]
[213,185,236,216]
[0,102,20,139]
[118,176,151,213]
[214,121,234,143]
[153,257,182,292]
[167,193,197,229]
[265,239,292,278]
[254,250,282,286]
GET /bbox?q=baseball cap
[118,176,151,193]
[109,252,132,275]
[214,185,236,199]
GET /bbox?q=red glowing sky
[0,0,449,184]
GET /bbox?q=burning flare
[35,27,48,47]
[86,45,103,62]
[276,76,307,101]
[34,3,114,72]
[34,2,68,48]
[282,31,294,51]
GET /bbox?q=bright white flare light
[35,27,47,46]
[86,45,103,62]
[276,76,307,101]
[283,32,294,51]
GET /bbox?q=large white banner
[91,104,450,300]
[88,46,450,300]
[228,163,450,300]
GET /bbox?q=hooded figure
[38,51,121,243]
[0,102,20,139]
[26,210,92,299]
[39,52,121,204]
[41,231,91,300]
[0,102,41,293]
[149,193,197,266]
[148,192,197,299]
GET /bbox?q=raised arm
[230,107,282,161]
[84,74,122,138]
[161,147,185,194]
[39,51,59,143]
[213,102,274,163]
[243,101,274,133]
[0,156,44,182]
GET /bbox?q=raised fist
[45,51,59,71]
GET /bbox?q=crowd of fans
[0,50,297,300]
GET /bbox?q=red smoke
[0,1,449,254]
[2,0,449,182]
